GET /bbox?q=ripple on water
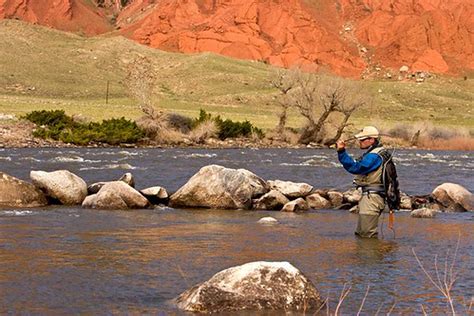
[0,210,35,216]
[79,163,140,170]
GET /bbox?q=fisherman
[336,126,391,238]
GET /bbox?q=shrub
[192,109,264,140]
[189,120,218,143]
[24,110,144,145]
[166,113,193,133]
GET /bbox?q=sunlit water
[0,148,473,314]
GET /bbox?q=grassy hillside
[0,19,473,133]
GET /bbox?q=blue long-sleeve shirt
[338,149,382,175]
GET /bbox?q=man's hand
[336,140,346,152]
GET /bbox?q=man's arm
[337,150,382,175]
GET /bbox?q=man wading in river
[336,126,399,238]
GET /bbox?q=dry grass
[384,123,473,150]
[189,120,218,143]
[417,136,474,151]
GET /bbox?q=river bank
[1,119,473,151]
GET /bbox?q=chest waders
[353,145,391,238]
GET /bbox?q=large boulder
[0,172,48,207]
[175,261,323,313]
[253,190,289,210]
[432,183,474,212]
[267,180,313,198]
[169,165,268,209]
[82,181,150,210]
[30,170,87,205]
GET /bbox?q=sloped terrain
[0,20,473,131]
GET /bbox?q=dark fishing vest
[353,145,386,194]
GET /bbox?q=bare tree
[272,69,368,145]
[124,55,161,119]
[270,69,297,133]
[323,78,368,146]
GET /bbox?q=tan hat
[355,126,379,140]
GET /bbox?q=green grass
[0,19,473,133]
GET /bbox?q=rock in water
[281,198,309,212]
[82,181,149,210]
[257,217,278,224]
[175,261,323,313]
[411,208,437,218]
[432,183,473,211]
[0,172,48,207]
[30,170,87,205]
[267,180,313,198]
[169,165,268,209]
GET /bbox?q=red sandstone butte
[1,0,473,76]
[0,0,113,35]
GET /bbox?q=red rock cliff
[0,0,113,35]
[1,0,472,76]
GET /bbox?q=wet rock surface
[175,261,323,313]
[0,172,48,207]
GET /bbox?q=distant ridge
[0,0,473,77]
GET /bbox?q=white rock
[30,170,87,205]
[267,180,313,198]
[169,165,268,209]
[258,217,278,224]
[175,261,323,313]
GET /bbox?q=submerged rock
[257,217,278,224]
[30,170,87,205]
[0,172,48,207]
[169,165,268,209]
[432,183,473,212]
[411,208,437,218]
[82,181,149,210]
[175,261,323,313]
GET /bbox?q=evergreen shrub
[192,109,264,140]
[24,110,144,145]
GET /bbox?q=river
[0,148,473,314]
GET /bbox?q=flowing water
[0,148,473,314]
